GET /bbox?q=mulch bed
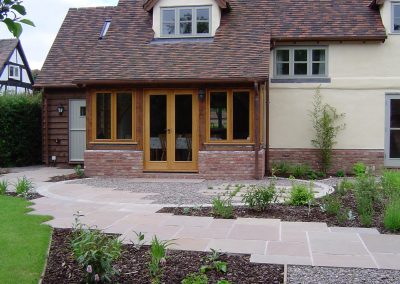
[48,173,84,182]
[43,229,284,284]
[158,191,397,235]
[6,192,44,200]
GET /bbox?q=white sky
[0,0,119,70]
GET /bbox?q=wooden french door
[144,90,199,172]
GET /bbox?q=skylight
[99,20,111,39]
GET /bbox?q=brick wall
[268,148,384,174]
[84,150,143,177]
[199,150,265,179]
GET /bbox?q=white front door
[69,99,86,162]
[385,94,400,167]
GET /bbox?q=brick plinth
[268,148,384,174]
[84,150,143,177]
[198,150,265,180]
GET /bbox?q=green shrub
[384,197,400,232]
[354,173,377,227]
[242,184,276,211]
[323,195,341,216]
[381,170,400,199]
[149,236,174,284]
[15,176,34,198]
[336,170,345,177]
[212,196,234,219]
[291,164,311,179]
[272,161,291,176]
[352,162,367,177]
[336,178,354,196]
[74,165,85,178]
[0,94,42,167]
[71,215,122,283]
[0,179,8,194]
[181,273,208,284]
[289,183,314,206]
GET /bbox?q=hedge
[0,94,42,167]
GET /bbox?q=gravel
[288,265,400,284]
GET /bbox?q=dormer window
[9,65,20,80]
[99,20,111,39]
[161,6,211,37]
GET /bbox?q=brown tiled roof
[0,38,18,71]
[35,0,387,87]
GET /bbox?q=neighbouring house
[35,0,399,179]
[0,39,34,94]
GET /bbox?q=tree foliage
[0,0,34,37]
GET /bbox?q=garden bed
[48,173,84,182]
[158,191,397,235]
[43,229,284,284]
[6,191,43,200]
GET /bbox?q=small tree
[309,88,345,174]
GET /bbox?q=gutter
[254,81,260,180]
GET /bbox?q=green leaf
[11,4,26,15]
[19,19,35,27]
[3,18,17,37]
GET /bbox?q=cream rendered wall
[152,0,221,38]
[269,1,400,150]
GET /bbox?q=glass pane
[197,8,209,21]
[117,93,132,140]
[197,22,209,34]
[210,92,227,140]
[277,63,289,75]
[150,95,167,161]
[163,9,175,22]
[162,23,175,35]
[390,130,400,158]
[276,50,289,62]
[175,95,192,162]
[96,93,111,139]
[390,99,400,128]
[294,49,307,61]
[180,9,192,21]
[233,92,250,140]
[395,17,400,31]
[180,22,192,34]
[312,49,325,61]
[312,63,325,75]
[395,5,400,18]
[294,63,308,75]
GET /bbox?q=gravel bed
[288,265,400,284]
[70,177,332,205]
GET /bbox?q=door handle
[167,129,171,134]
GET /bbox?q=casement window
[92,92,135,142]
[161,6,211,37]
[207,90,253,143]
[393,3,400,33]
[9,65,20,80]
[275,47,328,78]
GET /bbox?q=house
[35,0,398,179]
[0,39,34,94]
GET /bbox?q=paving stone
[312,253,377,268]
[282,222,329,233]
[360,234,400,254]
[372,253,400,269]
[228,224,279,241]
[267,241,310,257]
[250,254,312,266]
[175,226,230,239]
[208,219,235,229]
[329,227,380,235]
[160,215,213,227]
[170,238,211,251]
[308,232,368,255]
[235,218,280,226]
[281,231,308,243]
[207,239,266,255]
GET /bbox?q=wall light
[198,88,206,101]
[57,104,64,115]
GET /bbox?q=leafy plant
[15,176,33,198]
[384,197,400,232]
[289,183,314,206]
[201,249,228,274]
[149,236,175,284]
[336,169,345,177]
[212,196,234,219]
[354,172,377,227]
[352,162,367,177]
[217,280,231,284]
[322,195,341,216]
[181,272,208,284]
[0,179,8,194]
[381,170,400,200]
[272,161,291,176]
[242,184,276,211]
[74,165,85,178]
[291,164,311,179]
[71,214,122,283]
[132,231,145,250]
[309,88,345,174]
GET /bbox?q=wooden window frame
[91,91,136,144]
[206,89,254,144]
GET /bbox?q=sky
[0,0,119,70]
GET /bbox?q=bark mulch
[6,192,44,200]
[48,173,84,182]
[158,191,397,235]
[43,229,284,284]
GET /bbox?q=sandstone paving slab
[250,254,312,266]
[235,218,280,226]
[312,253,377,269]
[206,239,266,255]
[45,218,75,229]
[170,238,211,251]
[208,219,235,229]
[281,231,308,243]
[80,211,131,230]
[308,232,368,255]
[281,222,329,233]
[360,234,400,254]
[372,253,400,269]
[267,241,310,257]
[160,215,214,227]
[228,224,279,241]
[175,226,231,239]
[329,227,380,235]
[120,225,182,244]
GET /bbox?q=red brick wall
[84,150,143,177]
[199,150,265,179]
[268,148,384,174]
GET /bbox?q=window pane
[233,92,250,140]
[163,9,175,22]
[312,63,325,75]
[150,95,167,161]
[197,22,209,34]
[162,23,175,35]
[276,50,289,62]
[96,93,111,139]
[180,22,192,34]
[390,130,400,158]
[294,49,307,61]
[175,95,192,162]
[117,93,132,140]
[312,49,325,61]
[391,99,400,128]
[395,5,400,17]
[210,92,227,140]
[197,8,209,21]
[180,9,192,21]
[394,18,400,31]
[294,63,307,75]
[277,63,289,75]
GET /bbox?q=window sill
[151,37,213,44]
[271,78,331,84]
[90,141,138,145]
[204,142,255,146]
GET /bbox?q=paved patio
[2,167,400,270]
